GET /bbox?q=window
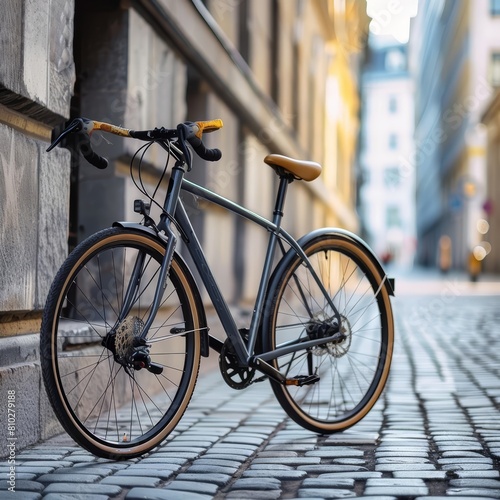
[384,167,401,187]
[491,0,500,15]
[389,96,397,113]
[389,133,398,149]
[386,206,401,227]
[385,48,405,72]
[490,53,500,86]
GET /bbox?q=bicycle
[41,116,395,459]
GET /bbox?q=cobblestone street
[2,272,500,499]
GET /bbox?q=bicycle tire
[40,227,202,459]
[263,233,394,433]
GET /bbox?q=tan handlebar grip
[193,119,223,139]
[92,121,131,137]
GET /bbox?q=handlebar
[47,117,223,169]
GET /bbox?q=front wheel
[264,234,394,433]
[40,227,202,459]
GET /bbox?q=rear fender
[112,221,210,356]
[276,227,395,297]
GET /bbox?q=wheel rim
[50,234,199,453]
[271,239,392,428]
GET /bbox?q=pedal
[285,374,320,386]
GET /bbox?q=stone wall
[0,0,75,451]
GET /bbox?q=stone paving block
[375,451,429,458]
[297,488,357,498]
[305,448,364,458]
[256,450,299,457]
[226,490,282,499]
[100,475,161,487]
[113,468,175,480]
[126,487,212,500]
[443,463,494,471]
[37,473,103,484]
[17,453,68,461]
[298,464,368,473]
[163,480,219,494]
[364,486,429,495]
[376,457,431,464]
[450,479,500,488]
[249,464,294,470]
[366,478,426,486]
[447,489,500,498]
[319,471,383,480]
[253,457,321,465]
[46,466,114,477]
[201,453,248,462]
[221,436,264,446]
[454,470,500,479]
[193,458,242,467]
[0,493,42,500]
[0,466,55,475]
[16,461,74,468]
[323,433,378,445]
[42,495,109,500]
[265,443,316,451]
[392,471,448,479]
[206,447,255,456]
[301,478,355,488]
[174,472,232,486]
[229,477,282,490]
[187,464,239,474]
[375,463,435,472]
[442,451,487,458]
[1,472,37,481]
[334,458,366,465]
[42,483,122,496]
[242,469,307,480]
[0,480,44,492]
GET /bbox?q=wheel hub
[102,316,163,374]
[307,315,351,358]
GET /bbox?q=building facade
[0,0,367,450]
[409,0,500,271]
[481,90,500,273]
[358,41,416,268]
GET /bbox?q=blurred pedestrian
[438,235,452,274]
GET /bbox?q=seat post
[273,175,292,228]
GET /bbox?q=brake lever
[46,119,82,152]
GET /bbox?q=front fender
[112,221,210,356]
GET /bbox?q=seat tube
[247,175,291,356]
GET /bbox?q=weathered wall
[0,0,75,451]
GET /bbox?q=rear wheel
[41,227,202,459]
[264,234,394,433]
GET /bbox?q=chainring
[219,338,256,390]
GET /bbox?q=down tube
[174,200,249,364]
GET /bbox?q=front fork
[103,163,186,372]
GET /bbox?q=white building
[358,41,416,269]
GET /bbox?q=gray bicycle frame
[137,155,342,382]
